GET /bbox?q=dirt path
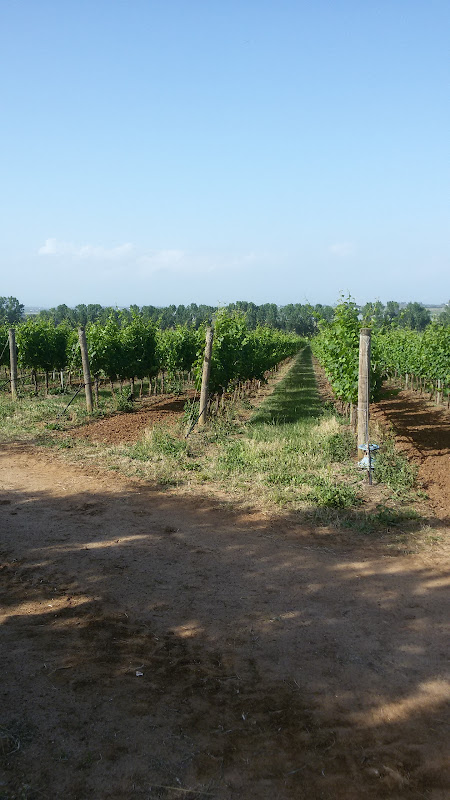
[1,443,449,800]
[371,389,450,520]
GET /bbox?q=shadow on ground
[1,450,449,800]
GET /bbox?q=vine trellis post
[198,327,214,427]
[357,327,371,455]
[8,328,18,400]
[78,327,93,414]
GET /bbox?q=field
[0,351,449,800]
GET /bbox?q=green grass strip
[250,346,323,425]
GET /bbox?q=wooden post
[436,379,442,405]
[8,329,18,400]
[198,327,214,427]
[78,327,93,413]
[349,402,356,432]
[357,328,371,452]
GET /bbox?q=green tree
[0,296,24,325]
[438,301,450,325]
[399,302,431,331]
[361,300,385,329]
[383,300,400,325]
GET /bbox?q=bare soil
[371,388,450,521]
[69,394,192,444]
[0,375,449,799]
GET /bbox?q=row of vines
[0,311,302,400]
[312,300,450,407]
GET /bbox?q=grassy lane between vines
[107,347,425,541]
[1,346,431,545]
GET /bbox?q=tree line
[2,295,450,334]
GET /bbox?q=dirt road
[1,443,449,799]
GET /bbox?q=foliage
[157,325,201,373]
[193,310,302,394]
[398,302,431,331]
[114,387,134,413]
[374,440,418,492]
[0,324,10,366]
[0,296,24,325]
[305,478,359,508]
[312,298,383,404]
[34,299,334,335]
[375,323,450,383]
[16,318,71,373]
[82,316,124,379]
[120,313,159,379]
[438,301,450,325]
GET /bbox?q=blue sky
[1,0,448,308]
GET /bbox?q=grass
[1,349,425,535]
[204,348,362,509]
[373,438,418,493]
[0,381,148,441]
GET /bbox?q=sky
[0,0,448,309]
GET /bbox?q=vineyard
[0,311,302,415]
[312,299,450,410]
[1,300,449,800]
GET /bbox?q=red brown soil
[313,358,450,523]
[68,366,291,448]
[70,394,192,444]
[1,436,449,799]
[371,387,450,521]
[1,365,450,799]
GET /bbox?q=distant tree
[257,303,279,328]
[158,305,176,329]
[383,300,400,325]
[0,296,24,325]
[438,301,450,325]
[399,302,431,331]
[361,300,385,329]
[87,304,105,323]
[280,304,316,336]
[314,304,334,323]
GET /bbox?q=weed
[148,427,189,457]
[322,430,355,461]
[114,388,134,413]
[57,438,73,449]
[343,504,421,534]
[306,477,360,508]
[183,399,200,428]
[374,440,417,491]
[125,427,189,463]
[217,441,248,474]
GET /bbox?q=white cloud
[38,238,134,261]
[137,249,186,271]
[137,250,218,276]
[329,242,355,258]
[38,238,268,279]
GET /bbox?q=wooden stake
[8,329,18,400]
[198,327,213,427]
[357,328,371,452]
[78,327,93,413]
